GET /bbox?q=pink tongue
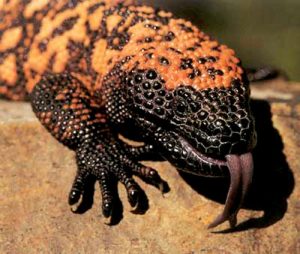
[208,153,254,229]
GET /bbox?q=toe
[69,189,81,206]
[102,200,113,218]
[132,164,170,193]
[118,171,141,208]
[68,173,86,206]
[98,171,114,218]
[127,185,140,207]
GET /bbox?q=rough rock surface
[0,79,299,253]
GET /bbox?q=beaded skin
[0,0,256,229]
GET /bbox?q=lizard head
[125,67,256,161]
[103,24,257,228]
[123,67,256,228]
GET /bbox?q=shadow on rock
[179,99,295,232]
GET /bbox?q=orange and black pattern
[1,0,256,229]
[0,0,243,100]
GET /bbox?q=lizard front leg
[30,73,166,220]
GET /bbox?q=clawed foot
[68,134,169,223]
[30,72,169,224]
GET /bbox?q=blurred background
[142,0,300,81]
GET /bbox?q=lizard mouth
[150,124,254,228]
[178,137,227,168]
[176,136,254,229]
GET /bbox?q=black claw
[158,180,171,194]
[158,182,166,193]
[102,201,113,218]
[69,175,96,214]
[127,187,139,207]
[130,188,149,215]
[148,169,160,179]
[68,174,86,206]
[68,189,81,205]
[147,170,167,191]
[138,167,170,194]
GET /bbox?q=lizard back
[0,0,244,101]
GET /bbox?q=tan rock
[0,79,299,253]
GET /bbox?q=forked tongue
[208,153,253,229]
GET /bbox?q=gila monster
[0,0,256,229]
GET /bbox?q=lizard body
[0,0,256,228]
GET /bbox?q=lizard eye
[174,99,188,116]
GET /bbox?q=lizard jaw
[152,126,254,228]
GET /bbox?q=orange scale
[228,62,236,70]
[200,82,208,90]
[182,34,191,40]
[170,71,180,80]
[211,52,221,59]
[205,61,215,68]
[202,81,212,89]
[237,68,244,75]
[154,49,162,56]
[232,58,240,64]
[166,66,174,74]
[151,42,160,48]
[217,57,228,66]
[225,73,234,81]
[172,61,181,70]
[219,44,227,50]
[216,66,225,74]
[152,63,160,70]
[202,70,210,77]
[168,55,177,63]
[180,73,191,82]
[201,49,211,55]
[148,61,156,69]
[197,66,205,73]
[174,66,182,74]
[220,69,229,77]
[199,83,207,90]
[223,76,232,85]
[158,67,168,75]
[214,50,222,56]
[198,48,207,55]
[208,78,216,87]
[168,40,177,47]
[224,49,235,56]
[214,75,222,84]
